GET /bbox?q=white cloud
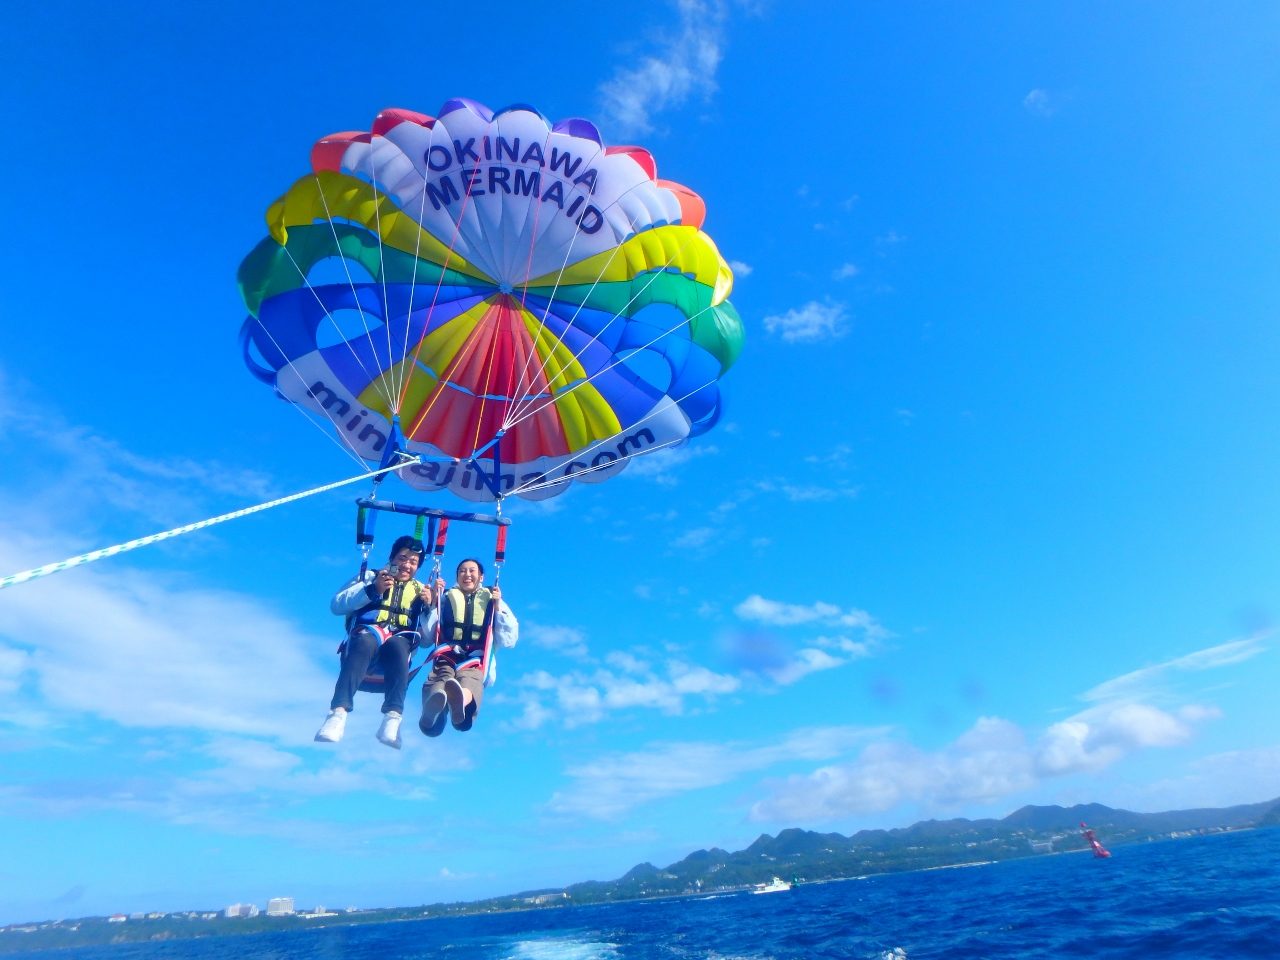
[505,655,741,732]
[749,717,1037,823]
[545,725,876,820]
[605,651,649,674]
[724,600,883,686]
[766,647,845,686]
[523,622,591,659]
[1027,639,1256,777]
[832,263,860,280]
[734,595,882,634]
[0,373,275,537]
[1036,702,1202,775]
[0,549,329,740]
[748,647,1242,824]
[672,526,715,550]
[1081,636,1268,704]
[0,643,30,696]
[762,300,848,342]
[597,0,730,137]
[1023,88,1055,116]
[625,444,718,486]
[1131,745,1280,811]
[754,479,860,502]
[729,259,753,277]
[672,666,741,696]
[802,444,853,467]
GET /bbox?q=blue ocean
[35,829,1280,959]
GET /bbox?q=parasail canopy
[238,98,743,502]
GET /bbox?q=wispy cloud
[754,479,861,502]
[597,0,731,137]
[0,368,276,539]
[832,263,860,280]
[734,595,882,634]
[725,597,885,686]
[1023,88,1055,117]
[624,444,719,486]
[751,717,1036,822]
[1133,745,1280,811]
[545,725,879,820]
[762,300,849,343]
[507,656,741,732]
[0,545,330,738]
[524,622,591,659]
[729,259,753,277]
[1080,637,1267,704]
[672,526,715,550]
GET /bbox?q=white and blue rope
[0,459,418,590]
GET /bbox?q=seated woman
[418,558,518,737]
[315,536,441,749]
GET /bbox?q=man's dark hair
[389,535,425,559]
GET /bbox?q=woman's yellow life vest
[446,585,492,652]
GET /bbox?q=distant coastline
[4,799,1277,954]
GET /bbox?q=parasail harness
[346,496,509,694]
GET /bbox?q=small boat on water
[751,877,793,894]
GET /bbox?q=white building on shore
[267,898,295,916]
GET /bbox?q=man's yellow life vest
[360,578,427,628]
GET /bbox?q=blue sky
[2,0,1279,926]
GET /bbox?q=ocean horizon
[10,828,1277,959]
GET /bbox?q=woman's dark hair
[456,557,485,577]
[389,535,425,559]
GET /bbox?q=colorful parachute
[238,98,743,502]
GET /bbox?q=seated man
[315,536,441,749]
[418,558,518,737]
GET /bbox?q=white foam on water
[505,934,621,960]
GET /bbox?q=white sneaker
[314,708,347,743]
[376,711,403,750]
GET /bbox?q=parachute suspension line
[476,520,510,684]
[392,115,551,434]
[476,114,562,447]
[467,312,508,457]
[312,174,399,415]
[239,312,368,469]
[503,176,661,429]
[504,121,580,361]
[0,459,420,591]
[400,126,438,407]
[502,182,704,430]
[510,436,686,497]
[277,232,392,417]
[504,235,689,431]
[361,140,398,412]
[393,121,489,419]
[504,252,718,434]
[505,369,722,497]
